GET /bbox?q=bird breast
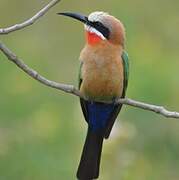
[80,43,124,101]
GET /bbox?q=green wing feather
[104,51,129,138]
[78,61,83,89]
[78,61,89,122]
[121,51,129,96]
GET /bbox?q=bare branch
[0,0,61,34]
[0,42,82,98]
[117,98,179,118]
[0,41,179,119]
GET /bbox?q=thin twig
[0,0,61,34]
[0,42,82,98]
[0,41,179,119]
[117,98,179,118]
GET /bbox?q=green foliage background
[0,0,179,179]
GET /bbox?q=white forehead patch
[85,11,108,40]
[85,25,106,40]
[88,11,108,22]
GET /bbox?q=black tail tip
[76,169,99,180]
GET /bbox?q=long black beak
[57,12,89,25]
[57,12,110,39]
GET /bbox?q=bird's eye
[93,21,104,29]
[92,21,110,39]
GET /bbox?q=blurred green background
[0,0,179,179]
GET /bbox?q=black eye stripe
[93,22,104,28]
[88,21,110,39]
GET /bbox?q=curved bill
[57,12,110,39]
[57,12,89,25]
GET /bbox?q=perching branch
[0,0,61,34]
[0,41,179,119]
[116,98,179,118]
[0,0,179,119]
[0,42,82,98]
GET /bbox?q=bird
[57,11,129,180]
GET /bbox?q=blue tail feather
[87,102,115,132]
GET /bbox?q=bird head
[58,11,125,46]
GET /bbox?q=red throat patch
[86,31,103,45]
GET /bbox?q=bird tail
[77,127,104,180]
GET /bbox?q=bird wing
[104,51,129,138]
[121,51,129,95]
[78,62,89,123]
[78,51,129,137]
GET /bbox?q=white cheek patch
[85,25,106,40]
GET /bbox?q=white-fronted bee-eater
[58,11,129,180]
